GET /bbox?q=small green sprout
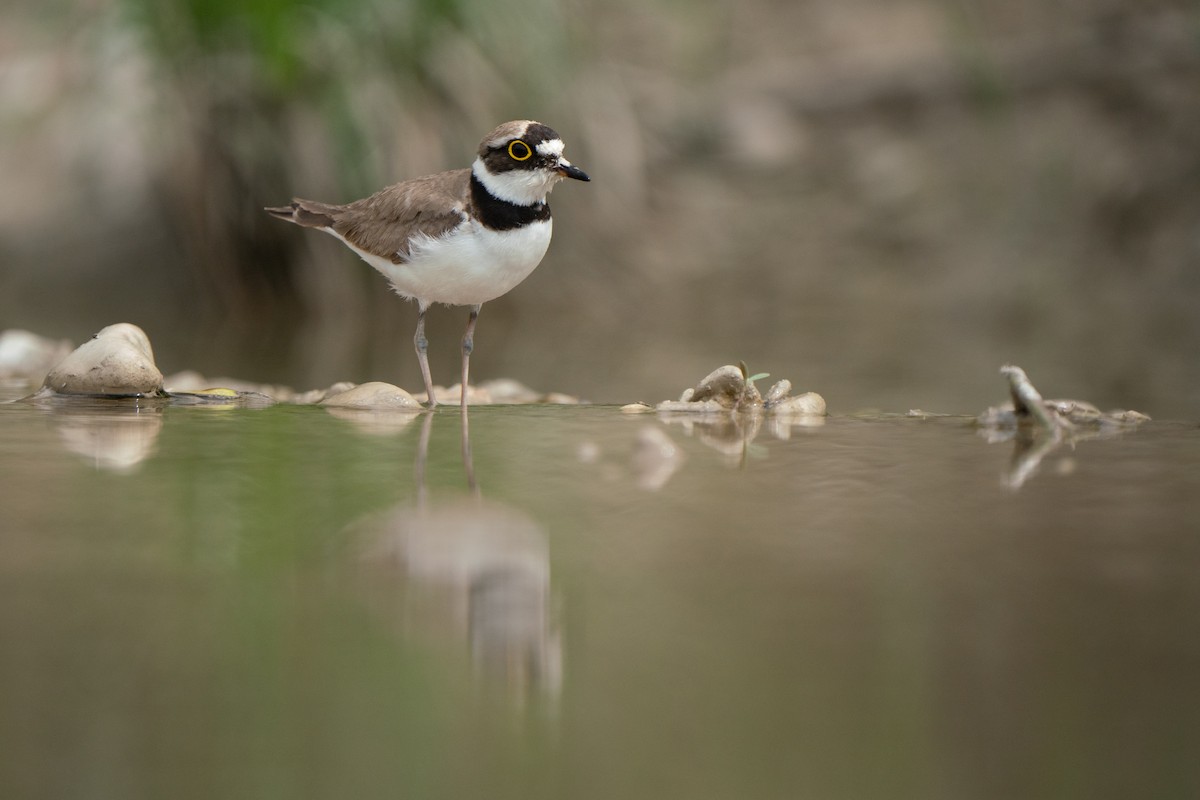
[736,361,770,411]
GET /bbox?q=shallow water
[1,393,1198,799]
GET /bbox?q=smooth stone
[621,402,654,414]
[286,382,355,405]
[321,382,422,410]
[543,392,583,405]
[479,378,541,404]
[764,379,792,406]
[43,323,163,396]
[421,384,493,406]
[290,388,329,405]
[0,329,73,383]
[771,392,827,416]
[162,370,208,392]
[321,381,357,400]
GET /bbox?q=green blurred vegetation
[117,0,585,188]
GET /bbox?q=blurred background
[2,0,1198,416]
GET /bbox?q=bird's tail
[264,199,340,229]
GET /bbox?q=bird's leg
[459,304,481,410]
[460,381,478,495]
[414,409,433,508]
[414,302,438,408]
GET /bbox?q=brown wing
[332,169,471,264]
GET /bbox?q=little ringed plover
[266,119,589,408]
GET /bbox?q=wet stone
[162,370,208,393]
[479,378,541,404]
[42,323,163,396]
[764,379,792,406]
[542,392,584,405]
[424,384,492,406]
[286,383,352,405]
[771,392,827,416]
[321,382,422,410]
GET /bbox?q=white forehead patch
[536,139,565,158]
[482,120,535,150]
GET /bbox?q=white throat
[472,157,561,206]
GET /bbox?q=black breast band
[470,174,552,231]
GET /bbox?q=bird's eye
[507,140,532,161]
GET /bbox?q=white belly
[332,219,553,307]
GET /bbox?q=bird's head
[473,120,590,206]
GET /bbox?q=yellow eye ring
[508,140,532,161]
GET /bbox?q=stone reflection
[656,408,824,468]
[48,404,164,473]
[349,411,561,701]
[23,389,276,473]
[322,406,422,436]
[585,406,825,493]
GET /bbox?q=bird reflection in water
[348,408,561,703]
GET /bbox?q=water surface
[1,396,1198,799]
